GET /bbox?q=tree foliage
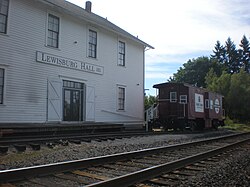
[205,69,250,122]
[212,36,250,74]
[144,95,156,110]
[168,35,250,122]
[169,56,213,87]
[239,35,250,73]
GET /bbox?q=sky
[68,0,250,96]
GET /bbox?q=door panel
[47,78,62,121]
[86,86,95,121]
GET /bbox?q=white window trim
[117,85,126,111]
[45,11,61,49]
[170,92,177,103]
[0,0,10,35]
[179,95,187,104]
[0,65,7,106]
[117,39,126,67]
[86,26,99,60]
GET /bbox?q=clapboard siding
[0,0,146,123]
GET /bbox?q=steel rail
[85,138,250,187]
[0,131,157,145]
[0,132,248,183]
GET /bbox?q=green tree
[239,35,250,73]
[144,95,156,110]
[211,41,227,74]
[205,69,250,122]
[225,37,241,74]
[170,56,212,87]
[205,68,218,89]
[227,69,250,121]
[211,41,226,64]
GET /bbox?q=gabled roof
[37,0,154,49]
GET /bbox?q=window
[0,0,9,34]
[88,30,97,58]
[118,41,125,66]
[0,68,4,104]
[170,92,177,102]
[205,99,209,109]
[47,14,59,48]
[118,87,125,110]
[210,100,213,109]
[180,95,187,104]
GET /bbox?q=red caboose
[148,83,224,131]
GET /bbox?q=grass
[221,123,250,132]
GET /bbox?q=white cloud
[145,72,172,79]
[68,0,250,94]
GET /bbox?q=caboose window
[205,99,209,109]
[180,95,187,104]
[210,100,213,109]
[170,92,177,102]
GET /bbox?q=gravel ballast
[0,130,249,186]
[180,143,250,187]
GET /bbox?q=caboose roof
[153,82,191,88]
[153,82,223,96]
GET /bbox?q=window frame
[170,92,177,103]
[0,67,5,105]
[210,100,213,109]
[0,0,9,34]
[117,86,125,111]
[179,95,187,104]
[118,41,125,66]
[47,13,60,48]
[88,29,97,58]
[205,99,210,109]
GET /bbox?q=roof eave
[37,0,154,49]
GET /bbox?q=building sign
[36,51,104,75]
[195,93,204,113]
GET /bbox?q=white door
[86,86,95,121]
[47,78,62,121]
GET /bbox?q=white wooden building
[0,0,153,126]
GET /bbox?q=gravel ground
[180,142,250,187]
[1,129,249,186]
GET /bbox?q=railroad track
[0,132,249,186]
[0,131,153,145]
[0,131,160,153]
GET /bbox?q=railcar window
[210,100,213,109]
[205,99,209,109]
[170,92,177,102]
[180,95,187,104]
